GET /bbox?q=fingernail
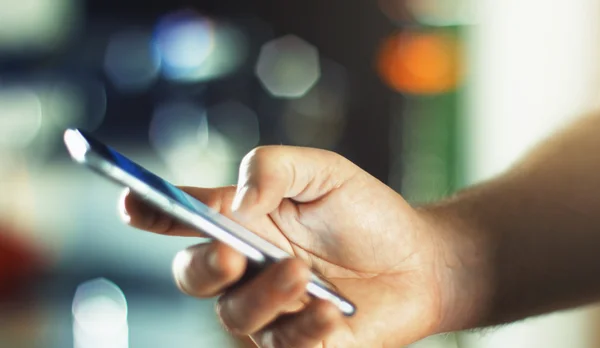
[172,250,193,294]
[218,296,241,334]
[118,189,131,224]
[231,185,257,218]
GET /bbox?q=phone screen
[86,134,202,213]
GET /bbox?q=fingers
[172,241,247,297]
[231,146,357,220]
[120,145,357,234]
[252,300,342,348]
[120,186,237,237]
[216,258,311,335]
[173,245,344,346]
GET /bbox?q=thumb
[230,146,357,220]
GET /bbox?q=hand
[120,146,474,347]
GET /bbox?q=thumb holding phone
[121,145,470,347]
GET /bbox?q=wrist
[416,191,498,333]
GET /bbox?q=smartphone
[63,128,356,316]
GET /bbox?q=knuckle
[241,146,270,167]
[240,146,286,183]
[242,145,288,169]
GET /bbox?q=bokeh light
[0,229,44,298]
[407,0,475,26]
[149,100,208,160]
[149,100,236,187]
[0,87,43,149]
[283,59,348,149]
[0,77,104,169]
[153,10,216,82]
[180,22,248,82]
[104,29,161,93]
[205,100,260,158]
[288,59,348,120]
[72,278,128,348]
[377,31,463,95]
[38,80,84,130]
[40,78,107,131]
[255,34,321,98]
[0,0,78,53]
[378,0,474,26]
[154,14,248,83]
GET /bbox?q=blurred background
[1,0,600,347]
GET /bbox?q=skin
[120,113,600,347]
[425,112,600,326]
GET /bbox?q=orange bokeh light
[377,31,463,95]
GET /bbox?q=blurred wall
[459,0,600,347]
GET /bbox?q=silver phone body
[63,128,356,316]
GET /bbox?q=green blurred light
[0,0,79,53]
[0,87,42,149]
[407,0,475,27]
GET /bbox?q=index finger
[231,146,359,221]
[119,185,237,237]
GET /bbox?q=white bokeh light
[150,100,236,187]
[149,100,208,159]
[154,11,215,82]
[72,278,128,348]
[255,34,321,98]
[38,78,106,131]
[176,22,248,82]
[0,87,43,149]
[40,80,85,128]
[0,0,78,53]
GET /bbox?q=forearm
[425,113,600,330]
